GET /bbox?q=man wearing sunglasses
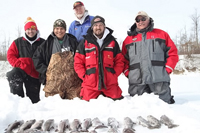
[122,11,178,104]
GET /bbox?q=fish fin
[168,124,179,128]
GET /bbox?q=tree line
[0,10,200,61]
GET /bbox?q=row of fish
[137,115,179,129]
[4,115,178,133]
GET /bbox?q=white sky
[0,0,200,44]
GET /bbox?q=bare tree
[16,25,22,38]
[190,9,200,47]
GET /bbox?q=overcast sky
[0,0,199,44]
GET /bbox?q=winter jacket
[69,15,94,42]
[74,27,124,92]
[122,18,178,85]
[7,34,45,79]
[32,33,78,84]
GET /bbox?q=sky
[0,55,200,133]
[0,0,200,45]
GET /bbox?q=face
[74,5,85,19]
[25,28,37,38]
[135,16,150,30]
[92,22,105,39]
[53,27,66,40]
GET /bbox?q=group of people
[6,1,178,104]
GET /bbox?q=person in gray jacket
[122,11,179,104]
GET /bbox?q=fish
[107,127,119,133]
[58,119,70,133]
[123,117,135,133]
[123,117,135,129]
[4,120,24,133]
[80,118,92,132]
[137,116,153,129]
[147,115,161,128]
[70,119,81,132]
[160,115,179,128]
[123,128,135,133]
[18,119,36,133]
[42,119,54,131]
[30,120,44,129]
[89,130,97,133]
[107,117,119,129]
[23,129,43,133]
[92,117,108,130]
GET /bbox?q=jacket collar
[128,18,154,36]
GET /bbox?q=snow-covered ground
[0,57,200,133]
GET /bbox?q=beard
[75,13,84,19]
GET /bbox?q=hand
[165,67,172,74]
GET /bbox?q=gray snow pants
[128,82,174,104]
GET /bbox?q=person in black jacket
[32,19,78,85]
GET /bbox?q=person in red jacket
[6,17,45,103]
[74,15,124,101]
[122,11,179,104]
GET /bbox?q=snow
[0,59,200,133]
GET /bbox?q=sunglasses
[135,17,146,23]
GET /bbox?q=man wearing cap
[74,15,124,101]
[122,11,179,104]
[69,1,94,42]
[6,17,45,103]
[33,19,78,86]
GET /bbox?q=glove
[165,67,172,74]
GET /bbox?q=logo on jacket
[132,38,137,41]
[75,28,77,30]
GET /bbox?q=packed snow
[0,56,200,133]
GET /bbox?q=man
[32,19,80,99]
[69,1,94,42]
[74,15,124,101]
[122,11,179,104]
[6,17,45,103]
[33,19,78,85]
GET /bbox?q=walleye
[23,129,43,133]
[107,117,119,129]
[4,120,24,133]
[123,117,135,133]
[70,119,81,132]
[160,115,179,128]
[81,118,92,132]
[92,117,108,129]
[18,119,36,133]
[107,127,119,133]
[147,115,161,129]
[58,119,70,133]
[123,128,135,133]
[137,116,153,129]
[30,120,44,129]
[42,119,54,131]
[89,130,97,133]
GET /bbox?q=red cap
[73,1,84,9]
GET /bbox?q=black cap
[91,15,105,29]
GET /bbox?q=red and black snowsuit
[74,27,124,101]
[6,34,45,103]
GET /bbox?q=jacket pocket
[103,51,114,67]
[84,67,97,87]
[151,61,170,83]
[128,63,142,84]
[85,47,97,67]
[104,67,117,86]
